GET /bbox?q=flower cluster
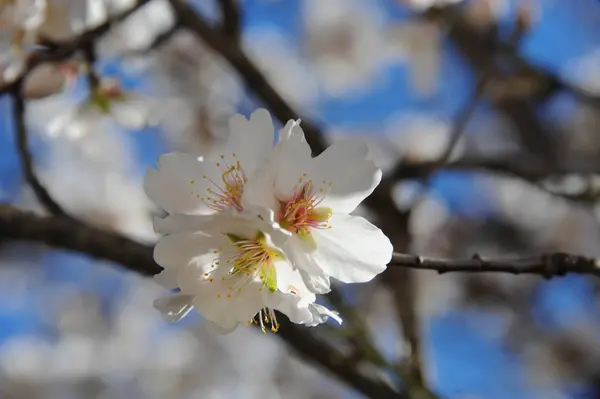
[144,109,393,333]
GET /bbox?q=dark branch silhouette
[10,86,66,217]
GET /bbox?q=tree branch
[10,86,67,217]
[0,204,402,399]
[218,0,242,42]
[167,0,328,155]
[390,252,600,279]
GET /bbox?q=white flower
[403,0,463,11]
[145,109,392,295]
[48,77,157,139]
[144,109,275,216]
[152,212,341,333]
[0,0,47,81]
[243,119,393,292]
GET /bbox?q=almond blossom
[48,77,157,139]
[152,210,341,333]
[243,118,393,292]
[145,109,392,331]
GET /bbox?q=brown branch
[387,154,600,182]
[218,0,242,42]
[167,0,328,155]
[0,204,402,399]
[390,252,600,279]
[10,86,66,217]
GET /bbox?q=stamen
[278,178,333,239]
[196,154,247,212]
[206,232,284,333]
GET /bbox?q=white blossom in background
[0,0,110,82]
[140,31,243,156]
[384,113,466,163]
[301,0,401,97]
[47,77,157,140]
[403,0,463,11]
[22,59,80,99]
[37,0,108,42]
[563,47,600,96]
[98,0,175,56]
[145,109,392,331]
[245,28,318,109]
[0,0,46,82]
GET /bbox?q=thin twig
[389,252,600,279]
[10,86,66,216]
[82,42,101,90]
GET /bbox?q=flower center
[278,177,332,243]
[202,231,284,333]
[90,80,126,113]
[197,153,247,212]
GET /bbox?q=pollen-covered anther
[197,153,247,212]
[251,308,279,333]
[278,178,333,236]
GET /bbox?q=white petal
[190,274,264,331]
[110,97,157,129]
[153,231,218,271]
[299,269,331,294]
[153,214,216,235]
[308,140,382,214]
[306,303,343,327]
[226,109,275,178]
[273,121,313,197]
[144,153,220,215]
[281,236,331,292]
[154,268,179,289]
[304,214,392,283]
[266,291,313,325]
[153,293,195,322]
[205,320,240,335]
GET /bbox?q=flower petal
[273,121,313,197]
[153,293,195,323]
[190,274,264,331]
[153,231,218,271]
[226,109,275,178]
[307,303,343,326]
[153,214,216,235]
[154,268,179,289]
[304,214,392,283]
[144,153,215,215]
[307,140,382,214]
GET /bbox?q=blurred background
[1,0,600,398]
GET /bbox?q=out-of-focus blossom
[22,59,80,99]
[563,47,600,96]
[302,0,401,97]
[402,0,463,11]
[99,0,175,56]
[246,28,318,108]
[48,77,158,140]
[0,0,47,81]
[384,113,466,163]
